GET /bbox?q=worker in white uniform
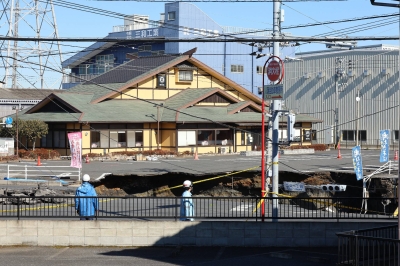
[180,180,194,221]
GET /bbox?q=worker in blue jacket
[180,180,194,221]
[75,174,99,220]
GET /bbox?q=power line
[0,36,398,42]
[91,0,346,2]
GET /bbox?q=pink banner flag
[68,132,82,169]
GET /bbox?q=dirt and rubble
[91,170,393,198]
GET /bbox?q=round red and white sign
[266,60,281,82]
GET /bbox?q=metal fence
[336,225,399,266]
[0,196,397,221]
[5,164,81,183]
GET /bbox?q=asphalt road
[0,246,338,266]
[0,149,395,182]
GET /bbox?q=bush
[286,144,328,151]
[179,150,193,156]
[83,153,102,158]
[111,149,177,157]
[18,148,60,159]
[0,155,18,161]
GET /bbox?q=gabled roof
[227,101,261,114]
[162,88,241,121]
[26,93,83,114]
[66,50,264,106]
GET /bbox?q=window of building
[231,64,244,73]
[256,66,265,74]
[91,130,142,148]
[312,130,317,141]
[342,130,367,141]
[179,70,193,81]
[241,131,245,145]
[138,45,152,52]
[342,130,354,141]
[216,130,232,145]
[53,131,66,148]
[127,131,143,147]
[100,131,110,148]
[394,130,399,141]
[78,64,93,75]
[198,130,215,146]
[91,131,101,148]
[110,131,127,147]
[151,50,165,55]
[359,130,367,141]
[168,11,176,20]
[178,131,196,146]
[41,133,53,147]
[95,54,114,74]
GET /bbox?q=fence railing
[336,225,399,266]
[0,196,397,221]
[5,164,81,183]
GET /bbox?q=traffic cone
[337,143,342,159]
[85,154,90,163]
[394,150,398,161]
[337,149,342,159]
[37,156,42,166]
[194,151,199,160]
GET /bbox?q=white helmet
[82,174,90,182]
[183,180,192,188]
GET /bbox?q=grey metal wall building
[282,45,399,148]
[0,88,61,118]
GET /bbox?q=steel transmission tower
[1,0,63,89]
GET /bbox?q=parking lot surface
[0,246,337,266]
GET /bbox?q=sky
[52,0,400,54]
[1,0,399,88]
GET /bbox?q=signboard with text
[264,84,284,100]
[379,129,390,163]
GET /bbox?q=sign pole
[272,0,281,221]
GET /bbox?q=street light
[12,104,23,158]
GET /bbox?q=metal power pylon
[0,0,63,89]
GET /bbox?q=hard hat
[183,180,192,188]
[82,174,90,182]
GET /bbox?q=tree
[0,118,25,139]
[20,120,48,150]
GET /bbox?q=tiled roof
[0,88,62,100]
[162,88,218,121]
[227,102,248,113]
[68,83,122,102]
[175,106,261,123]
[83,55,182,85]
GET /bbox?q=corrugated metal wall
[283,49,399,147]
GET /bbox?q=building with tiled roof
[11,50,321,156]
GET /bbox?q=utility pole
[335,57,346,149]
[271,0,281,219]
[12,104,22,157]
